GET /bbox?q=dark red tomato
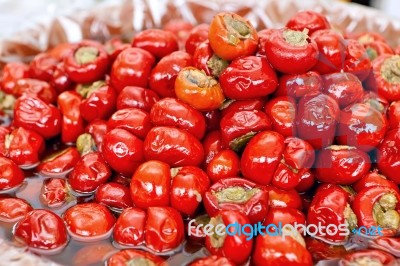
[208,12,258,61]
[68,152,111,193]
[145,207,184,253]
[110,47,155,93]
[265,185,303,210]
[366,55,400,102]
[315,145,371,185]
[241,131,284,185]
[64,40,109,84]
[85,119,108,150]
[40,178,68,208]
[286,10,331,35]
[305,237,349,263]
[64,203,116,241]
[12,78,57,104]
[220,110,272,152]
[264,207,306,228]
[204,177,268,224]
[0,62,30,94]
[150,98,206,139]
[362,91,389,114]
[377,128,400,184]
[111,173,131,187]
[307,184,355,243]
[29,53,58,82]
[353,170,400,193]
[220,56,278,100]
[256,29,276,56]
[107,249,166,266]
[339,249,395,266]
[14,209,68,252]
[295,170,315,193]
[205,210,253,264]
[337,103,388,152]
[220,98,265,117]
[0,156,25,191]
[0,127,44,168]
[107,108,151,139]
[113,207,146,246]
[343,39,372,81]
[51,62,73,93]
[388,101,400,128]
[206,149,240,183]
[364,41,394,60]
[264,96,297,137]
[274,71,322,99]
[95,182,133,210]
[0,198,32,223]
[171,166,210,216]
[189,255,235,266]
[13,94,61,139]
[311,29,347,74]
[202,130,224,166]
[130,160,170,209]
[132,29,179,59]
[204,109,221,132]
[144,126,204,167]
[58,91,85,143]
[149,51,192,98]
[116,86,160,112]
[37,147,80,177]
[265,28,319,74]
[102,128,144,176]
[185,24,209,55]
[296,92,339,150]
[321,72,364,108]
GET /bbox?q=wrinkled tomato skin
[202,130,224,166]
[110,47,155,93]
[58,91,85,143]
[102,128,144,177]
[150,98,206,139]
[113,207,146,246]
[144,126,204,167]
[189,255,235,266]
[0,62,30,94]
[206,149,240,183]
[29,53,58,82]
[0,156,25,191]
[185,24,209,55]
[353,170,400,193]
[149,51,192,98]
[265,185,303,210]
[132,29,179,59]
[256,29,276,56]
[107,249,166,266]
[377,128,400,184]
[40,178,68,207]
[12,78,57,104]
[85,119,108,149]
[145,207,185,253]
[264,96,297,137]
[286,10,330,35]
[130,160,171,209]
[305,237,349,263]
[192,41,214,76]
[220,56,278,99]
[343,39,372,81]
[0,198,32,222]
[116,86,160,112]
[68,152,112,193]
[80,85,117,122]
[95,182,133,210]
[221,98,265,117]
[339,249,395,266]
[37,147,80,177]
[274,71,322,99]
[107,108,152,139]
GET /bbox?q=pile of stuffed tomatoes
[1,9,400,266]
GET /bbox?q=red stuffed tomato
[113,207,146,247]
[95,182,133,211]
[275,71,322,99]
[116,86,160,112]
[264,96,297,137]
[107,108,152,139]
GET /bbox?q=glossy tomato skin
[116,86,160,112]
[37,147,80,177]
[295,170,315,193]
[377,128,400,184]
[265,185,303,210]
[171,166,210,216]
[296,92,339,150]
[107,108,151,139]
[388,101,400,128]
[220,110,272,151]
[0,62,30,94]
[132,29,179,59]
[58,91,85,143]
[102,128,144,176]
[40,178,69,208]
[113,207,146,246]
[149,51,192,98]
[220,56,278,99]
[336,103,388,152]
[14,209,68,251]
[353,170,400,193]
[185,24,209,55]
[68,152,112,193]
[208,12,258,61]
[11,78,57,104]
[204,177,268,224]
[205,210,253,264]
[311,29,347,74]
[95,182,133,210]
[14,94,62,139]
[145,206,184,253]
[0,198,32,223]
[130,160,171,209]
[241,131,285,185]
[202,130,224,166]
[189,255,235,266]
[264,207,306,228]
[315,146,371,185]
[79,84,117,122]
[104,37,130,62]
[29,53,58,82]
[63,203,116,239]
[274,71,322,99]
[85,119,108,151]
[220,98,265,117]
[64,40,109,84]
[286,10,330,35]
[144,126,204,167]
[110,47,155,93]
[204,109,223,131]
[343,39,372,81]
[339,249,395,266]
[256,29,276,56]
[265,28,319,74]
[264,96,297,137]
[107,249,166,266]
[192,41,215,76]
[321,72,364,108]
[206,149,240,183]
[51,62,73,93]
[150,98,206,139]
[0,156,25,191]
